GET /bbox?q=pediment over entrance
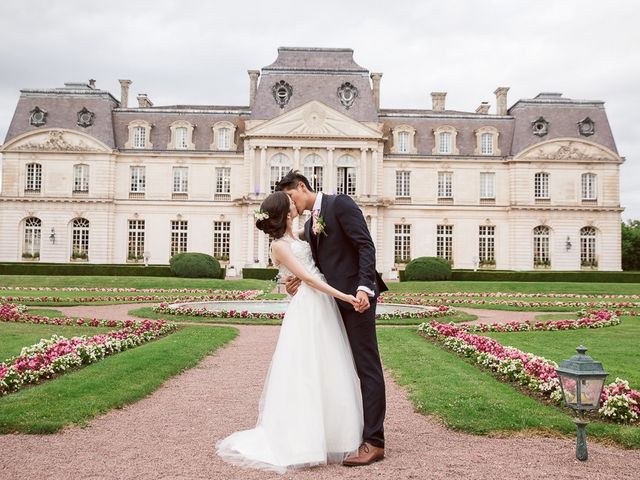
[245,100,383,139]
[1,129,111,153]
[515,138,621,163]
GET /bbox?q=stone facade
[0,47,624,274]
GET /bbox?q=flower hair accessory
[254,209,269,221]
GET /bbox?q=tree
[621,220,640,271]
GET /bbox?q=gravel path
[2,305,638,479]
[457,307,571,325]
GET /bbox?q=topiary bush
[169,252,221,278]
[403,256,452,281]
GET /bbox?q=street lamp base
[575,416,589,461]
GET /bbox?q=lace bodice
[273,236,321,279]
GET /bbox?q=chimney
[370,72,383,110]
[137,94,153,108]
[248,70,260,108]
[118,79,132,108]
[431,92,447,112]
[494,87,510,115]
[88,79,96,89]
[475,102,490,114]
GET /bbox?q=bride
[216,191,364,473]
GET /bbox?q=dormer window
[433,126,459,155]
[125,120,153,149]
[474,126,501,156]
[391,125,417,154]
[29,107,47,127]
[211,122,237,151]
[168,121,195,150]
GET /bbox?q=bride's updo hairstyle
[255,191,290,239]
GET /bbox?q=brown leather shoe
[342,442,384,466]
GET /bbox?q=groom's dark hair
[274,170,315,193]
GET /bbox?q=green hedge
[404,257,452,281]
[0,263,174,277]
[169,252,221,278]
[242,268,278,281]
[451,270,640,283]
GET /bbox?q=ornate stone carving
[14,130,100,152]
[272,80,292,108]
[337,82,358,109]
[577,117,595,137]
[77,107,95,128]
[532,117,549,137]
[534,142,606,161]
[29,106,47,127]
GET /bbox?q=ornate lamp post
[555,346,608,461]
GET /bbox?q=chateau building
[0,47,624,275]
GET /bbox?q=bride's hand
[344,294,359,308]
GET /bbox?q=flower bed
[383,291,640,300]
[418,320,640,423]
[0,289,262,304]
[0,319,177,396]
[461,310,620,333]
[153,302,454,321]
[0,286,262,294]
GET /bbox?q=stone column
[371,147,379,197]
[370,72,383,110]
[246,213,254,265]
[360,147,369,196]
[248,145,256,195]
[259,146,267,195]
[326,147,335,194]
[293,146,301,172]
[118,79,132,108]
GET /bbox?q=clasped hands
[283,276,370,313]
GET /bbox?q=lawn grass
[485,316,640,388]
[377,327,640,448]
[388,281,640,295]
[534,313,579,321]
[128,306,476,325]
[0,322,114,360]
[25,308,65,317]
[0,325,237,433]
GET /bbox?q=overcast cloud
[1,0,638,218]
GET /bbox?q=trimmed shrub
[403,257,452,281]
[451,270,640,283]
[169,252,221,278]
[0,263,173,277]
[242,268,279,281]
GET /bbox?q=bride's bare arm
[272,241,357,305]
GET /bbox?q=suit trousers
[338,298,386,448]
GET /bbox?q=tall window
[175,127,188,150]
[170,220,188,257]
[396,171,410,198]
[23,217,41,258]
[270,153,292,193]
[71,218,90,258]
[130,166,146,192]
[394,224,411,262]
[303,154,324,192]
[480,172,495,199]
[481,133,493,155]
[580,226,597,267]
[172,167,188,194]
[439,132,451,154]
[133,126,146,148]
[436,225,453,262]
[73,164,89,192]
[534,172,549,199]
[398,131,410,153]
[215,167,231,194]
[213,221,231,260]
[478,226,495,263]
[533,225,550,266]
[438,172,453,198]
[582,173,597,200]
[217,128,230,150]
[128,220,145,259]
[336,155,356,196]
[25,163,42,192]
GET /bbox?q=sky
[1,0,638,218]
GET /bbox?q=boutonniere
[312,214,328,237]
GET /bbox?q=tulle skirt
[216,282,363,474]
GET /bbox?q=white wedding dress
[216,237,363,473]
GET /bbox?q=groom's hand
[355,290,370,313]
[284,275,301,296]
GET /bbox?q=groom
[276,170,387,466]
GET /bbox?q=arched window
[175,127,188,149]
[303,154,324,192]
[580,226,597,267]
[533,225,550,267]
[71,218,90,259]
[269,153,292,193]
[336,155,356,196]
[25,163,42,192]
[125,120,153,149]
[474,126,500,155]
[481,133,493,154]
[23,217,41,259]
[73,164,89,192]
[167,121,194,150]
[433,126,459,155]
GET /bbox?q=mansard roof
[262,47,368,73]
